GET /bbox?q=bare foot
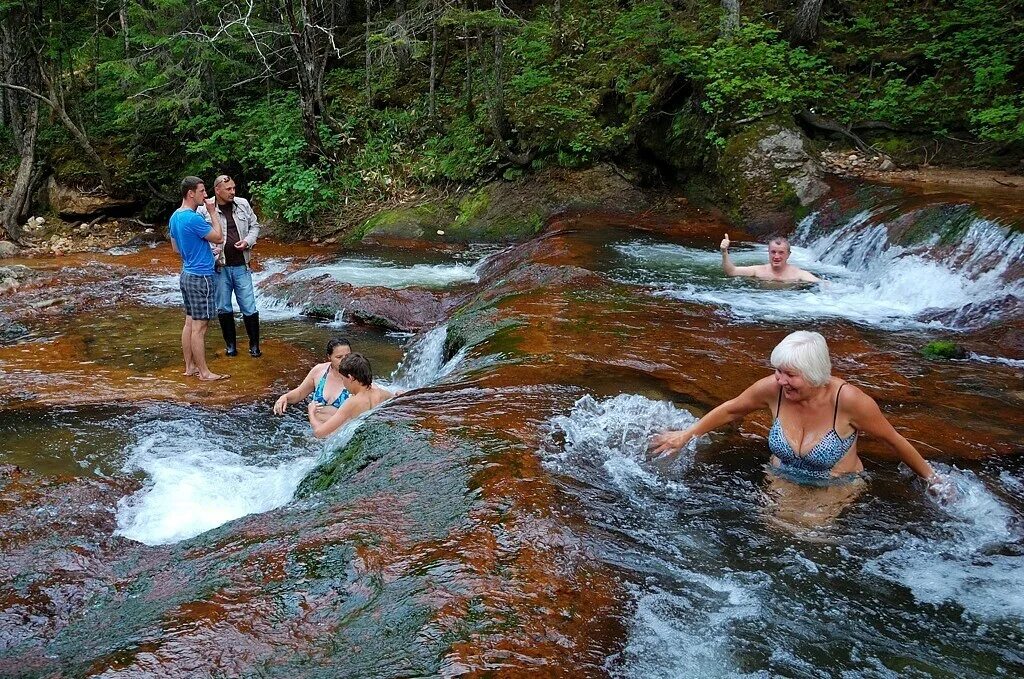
[198,372,230,381]
[183,367,198,376]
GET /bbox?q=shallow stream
[1,188,1022,677]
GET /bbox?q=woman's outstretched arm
[649,376,777,458]
[844,385,938,482]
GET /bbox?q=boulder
[449,164,647,242]
[263,273,457,332]
[718,118,830,233]
[46,177,138,220]
[355,164,649,244]
[122,230,166,247]
[0,241,18,258]
[354,204,453,244]
[0,264,35,281]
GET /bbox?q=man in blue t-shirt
[169,176,227,381]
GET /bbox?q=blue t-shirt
[169,208,215,276]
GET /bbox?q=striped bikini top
[768,383,857,480]
[312,367,349,408]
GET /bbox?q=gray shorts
[180,272,216,320]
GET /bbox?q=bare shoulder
[837,381,877,411]
[743,375,780,403]
[307,362,329,379]
[800,269,821,283]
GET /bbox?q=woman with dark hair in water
[273,337,352,423]
[309,353,394,439]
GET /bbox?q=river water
[1,187,1022,677]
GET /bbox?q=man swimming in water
[720,234,820,283]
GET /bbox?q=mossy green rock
[355,164,648,245]
[353,204,453,243]
[921,340,968,359]
[896,204,978,247]
[460,164,647,242]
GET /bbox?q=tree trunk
[487,2,530,166]
[428,1,437,119]
[720,0,740,37]
[463,11,473,118]
[793,0,825,42]
[279,0,328,157]
[365,0,373,103]
[120,1,130,55]
[553,0,562,54]
[0,100,37,243]
[41,73,115,194]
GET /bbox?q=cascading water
[612,207,1024,330]
[114,409,322,545]
[114,324,464,546]
[386,323,465,391]
[132,258,304,320]
[283,256,484,289]
[794,210,1024,328]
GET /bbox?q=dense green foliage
[1,0,1021,228]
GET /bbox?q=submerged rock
[264,272,457,332]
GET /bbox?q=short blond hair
[770,331,831,386]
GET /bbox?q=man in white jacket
[198,175,263,357]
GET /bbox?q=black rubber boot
[218,312,238,356]
[243,312,261,357]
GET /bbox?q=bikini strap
[833,383,846,429]
[775,386,783,418]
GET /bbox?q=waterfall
[614,205,1023,330]
[793,209,1024,328]
[386,324,464,391]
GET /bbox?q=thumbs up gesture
[720,233,730,251]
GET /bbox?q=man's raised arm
[720,233,757,277]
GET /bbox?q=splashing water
[115,413,319,545]
[115,325,464,545]
[864,465,1024,620]
[613,210,1024,330]
[609,577,766,679]
[545,394,698,500]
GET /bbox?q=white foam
[864,466,1024,620]
[136,272,182,306]
[284,257,481,289]
[609,577,764,679]
[546,394,698,500]
[971,353,1024,368]
[115,417,319,545]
